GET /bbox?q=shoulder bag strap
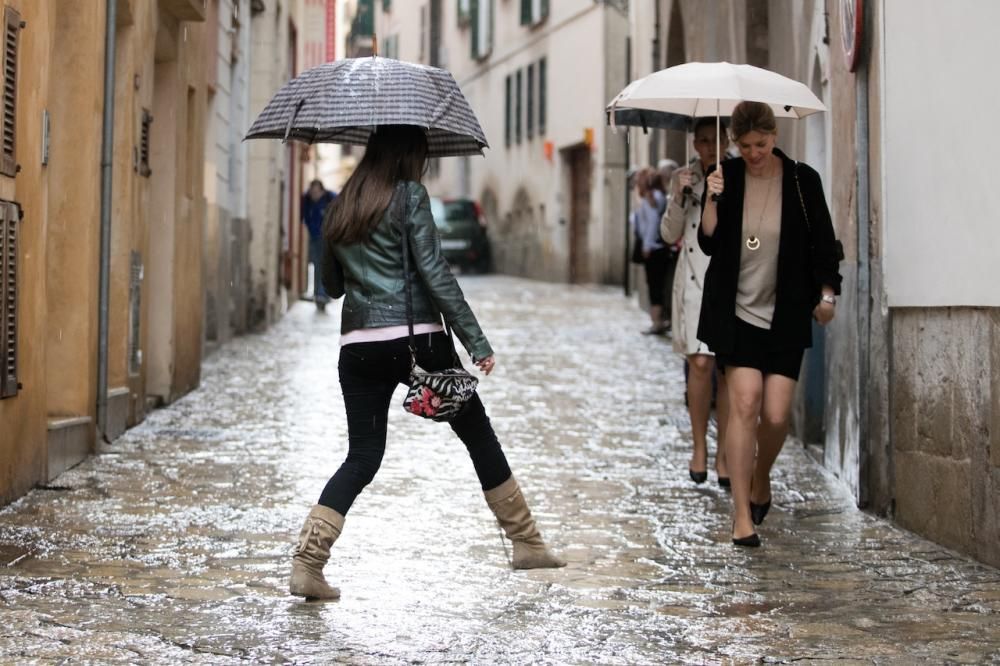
[794,161,817,260]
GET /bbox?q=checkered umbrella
[245,56,488,157]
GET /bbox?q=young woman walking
[289,125,565,600]
[699,102,842,547]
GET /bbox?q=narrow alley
[1,277,998,664]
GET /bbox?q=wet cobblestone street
[2,276,999,664]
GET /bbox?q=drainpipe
[623,35,631,297]
[96,0,117,444]
[855,1,871,507]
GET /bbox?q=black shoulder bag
[394,185,479,421]
[794,163,845,297]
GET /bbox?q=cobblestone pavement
[1,276,999,664]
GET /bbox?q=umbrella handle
[283,98,306,144]
[711,193,721,203]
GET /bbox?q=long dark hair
[324,125,428,245]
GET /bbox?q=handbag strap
[793,161,812,237]
[394,183,459,362]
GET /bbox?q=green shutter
[470,0,479,58]
[540,0,549,19]
[538,57,546,135]
[505,75,511,147]
[520,0,531,25]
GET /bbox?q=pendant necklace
[744,159,776,252]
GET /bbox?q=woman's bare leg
[715,368,730,479]
[751,373,798,505]
[725,367,764,539]
[687,354,714,474]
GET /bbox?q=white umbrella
[607,62,826,185]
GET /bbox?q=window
[420,5,427,62]
[383,0,392,10]
[526,64,534,140]
[515,69,522,144]
[1,7,21,178]
[128,251,143,376]
[538,57,547,136]
[0,201,19,399]
[138,109,153,177]
[504,75,511,148]
[457,0,471,26]
[430,0,442,67]
[519,0,548,26]
[382,34,399,59]
[470,0,493,60]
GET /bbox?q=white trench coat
[660,158,713,357]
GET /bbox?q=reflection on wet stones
[0,277,997,662]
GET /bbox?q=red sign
[326,0,337,62]
[841,0,864,72]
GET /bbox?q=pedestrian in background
[661,118,730,488]
[699,101,842,547]
[632,168,670,335]
[302,179,336,311]
[289,124,566,601]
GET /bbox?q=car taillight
[473,202,487,228]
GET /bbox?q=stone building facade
[373,0,630,285]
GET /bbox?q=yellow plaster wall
[44,2,104,425]
[0,0,54,503]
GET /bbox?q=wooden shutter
[1,7,20,178]
[504,75,511,147]
[139,109,153,177]
[0,201,19,398]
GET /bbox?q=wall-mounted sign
[841,0,864,72]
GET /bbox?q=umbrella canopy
[245,56,488,157]
[606,61,826,120]
[607,107,694,132]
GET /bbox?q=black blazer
[696,148,842,353]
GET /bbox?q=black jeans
[318,332,512,515]
[643,247,671,308]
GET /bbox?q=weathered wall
[891,309,1000,567]
[247,0,292,329]
[45,2,103,429]
[0,0,55,503]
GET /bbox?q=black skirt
[715,317,805,381]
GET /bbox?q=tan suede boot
[484,477,567,570]
[289,505,344,600]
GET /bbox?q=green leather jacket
[321,181,493,361]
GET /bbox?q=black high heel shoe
[750,498,771,526]
[731,523,761,548]
[689,469,708,484]
[717,476,731,489]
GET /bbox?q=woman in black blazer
[698,101,842,547]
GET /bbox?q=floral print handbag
[395,184,479,421]
[402,359,479,421]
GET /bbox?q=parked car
[429,197,491,273]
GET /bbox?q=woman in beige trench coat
[661,117,730,486]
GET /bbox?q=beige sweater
[735,168,783,329]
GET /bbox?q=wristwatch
[821,294,837,305]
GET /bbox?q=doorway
[565,145,591,284]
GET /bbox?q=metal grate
[1,201,19,398]
[1,6,20,178]
[128,251,142,376]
